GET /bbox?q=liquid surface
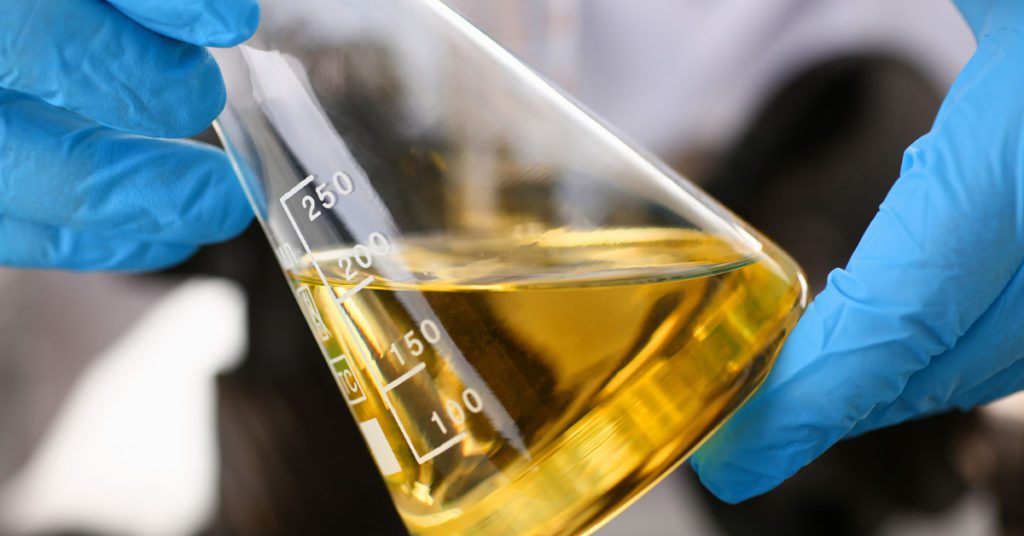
[287,228,805,535]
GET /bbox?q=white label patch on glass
[359,419,402,476]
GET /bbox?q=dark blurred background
[2,2,1022,535]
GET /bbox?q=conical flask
[212,1,807,534]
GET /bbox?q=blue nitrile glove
[692,0,1024,503]
[0,0,259,271]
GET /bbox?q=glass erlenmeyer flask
[212,1,807,534]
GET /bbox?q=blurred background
[1,1,1022,535]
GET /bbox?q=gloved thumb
[691,9,1024,502]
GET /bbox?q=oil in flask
[287,228,804,535]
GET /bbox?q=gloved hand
[0,0,258,271]
[692,0,1024,503]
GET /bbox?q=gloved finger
[0,92,253,244]
[0,216,197,272]
[0,0,225,137]
[692,30,1024,504]
[106,0,259,47]
[846,260,1024,436]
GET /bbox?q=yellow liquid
[287,228,805,535]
